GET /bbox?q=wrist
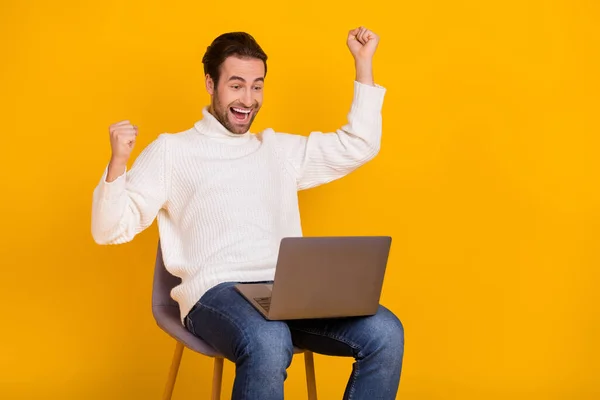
[354,58,374,86]
[109,157,128,168]
[106,157,128,182]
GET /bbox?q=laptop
[234,236,392,320]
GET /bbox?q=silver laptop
[234,236,392,320]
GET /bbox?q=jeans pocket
[185,314,197,336]
[185,302,201,336]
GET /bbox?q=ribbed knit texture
[91,81,386,323]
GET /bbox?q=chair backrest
[152,241,180,308]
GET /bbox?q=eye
[253,86,263,91]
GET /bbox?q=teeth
[232,107,251,114]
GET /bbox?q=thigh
[287,305,404,358]
[185,281,292,362]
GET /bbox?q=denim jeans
[184,281,404,399]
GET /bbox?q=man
[92,27,404,399]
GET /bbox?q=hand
[347,27,379,62]
[109,120,138,165]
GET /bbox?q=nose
[241,88,253,107]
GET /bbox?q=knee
[239,323,294,370]
[365,307,405,363]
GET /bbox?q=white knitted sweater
[91,81,386,322]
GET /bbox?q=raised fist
[347,27,379,62]
[109,120,138,164]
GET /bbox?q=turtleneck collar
[193,106,253,144]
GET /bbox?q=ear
[205,74,215,95]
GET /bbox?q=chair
[151,241,318,399]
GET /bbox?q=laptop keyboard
[253,296,272,312]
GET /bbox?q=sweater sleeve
[271,81,386,190]
[91,134,171,245]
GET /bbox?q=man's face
[206,56,265,134]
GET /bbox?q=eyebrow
[227,76,264,83]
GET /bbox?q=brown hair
[202,32,268,85]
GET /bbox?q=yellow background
[1,0,598,399]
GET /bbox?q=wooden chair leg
[212,357,224,400]
[304,351,318,400]
[163,341,185,400]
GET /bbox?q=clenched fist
[109,120,138,164]
[106,120,138,182]
[347,27,379,62]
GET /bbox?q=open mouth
[230,107,252,123]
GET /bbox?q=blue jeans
[184,281,404,399]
